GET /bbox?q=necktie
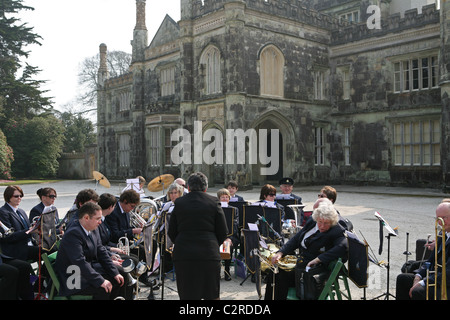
[16,211,28,229]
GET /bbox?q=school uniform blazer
[168,191,228,262]
[55,220,119,296]
[29,202,60,224]
[104,203,133,243]
[279,217,347,265]
[0,203,34,260]
[97,219,116,250]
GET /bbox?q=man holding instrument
[395,202,450,300]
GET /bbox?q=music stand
[241,226,268,299]
[372,211,397,300]
[276,199,298,220]
[29,207,57,300]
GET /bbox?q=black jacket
[279,217,348,265]
[168,191,228,262]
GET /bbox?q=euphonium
[426,217,447,300]
[0,220,14,237]
[130,210,147,229]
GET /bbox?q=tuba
[426,217,447,300]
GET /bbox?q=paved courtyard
[4,179,447,301]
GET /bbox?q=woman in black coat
[168,172,228,300]
[264,199,348,300]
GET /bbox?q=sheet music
[374,211,397,236]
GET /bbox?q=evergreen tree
[0,0,53,127]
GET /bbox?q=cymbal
[147,174,174,192]
[92,170,111,188]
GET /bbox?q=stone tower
[440,0,450,185]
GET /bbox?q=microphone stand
[257,214,283,246]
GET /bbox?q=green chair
[41,252,93,300]
[318,258,352,300]
[285,258,352,300]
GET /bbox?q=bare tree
[77,50,131,114]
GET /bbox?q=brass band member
[29,187,62,235]
[217,188,240,281]
[396,202,450,300]
[168,172,228,300]
[277,177,302,202]
[0,186,40,262]
[55,202,124,300]
[264,199,347,300]
[105,189,141,244]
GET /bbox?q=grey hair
[312,200,339,227]
[167,183,184,197]
[187,172,208,192]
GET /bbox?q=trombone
[426,217,447,300]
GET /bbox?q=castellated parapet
[332,3,440,45]
[188,0,347,30]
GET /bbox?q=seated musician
[226,180,244,202]
[104,189,141,244]
[103,189,149,284]
[0,253,34,300]
[264,199,347,300]
[0,186,40,262]
[55,202,125,300]
[252,184,285,219]
[97,193,139,300]
[63,189,100,229]
[217,188,240,281]
[29,187,60,228]
[396,202,450,300]
[276,177,302,203]
[317,186,353,231]
[162,183,184,208]
[158,183,184,275]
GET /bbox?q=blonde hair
[217,188,231,199]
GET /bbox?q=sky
[19,0,181,113]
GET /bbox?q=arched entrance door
[252,112,294,185]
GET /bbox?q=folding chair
[41,252,93,300]
[318,258,352,300]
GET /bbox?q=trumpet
[0,220,14,238]
[426,217,447,300]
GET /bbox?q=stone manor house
[96,0,450,189]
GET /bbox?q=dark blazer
[168,191,228,262]
[279,217,347,265]
[97,218,116,250]
[418,234,450,289]
[0,203,34,260]
[104,203,133,243]
[230,195,244,202]
[29,202,60,224]
[55,220,119,296]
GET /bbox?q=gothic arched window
[200,46,221,95]
[260,45,284,97]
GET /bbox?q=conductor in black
[168,172,228,300]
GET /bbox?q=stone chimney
[131,0,148,63]
[97,43,109,86]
